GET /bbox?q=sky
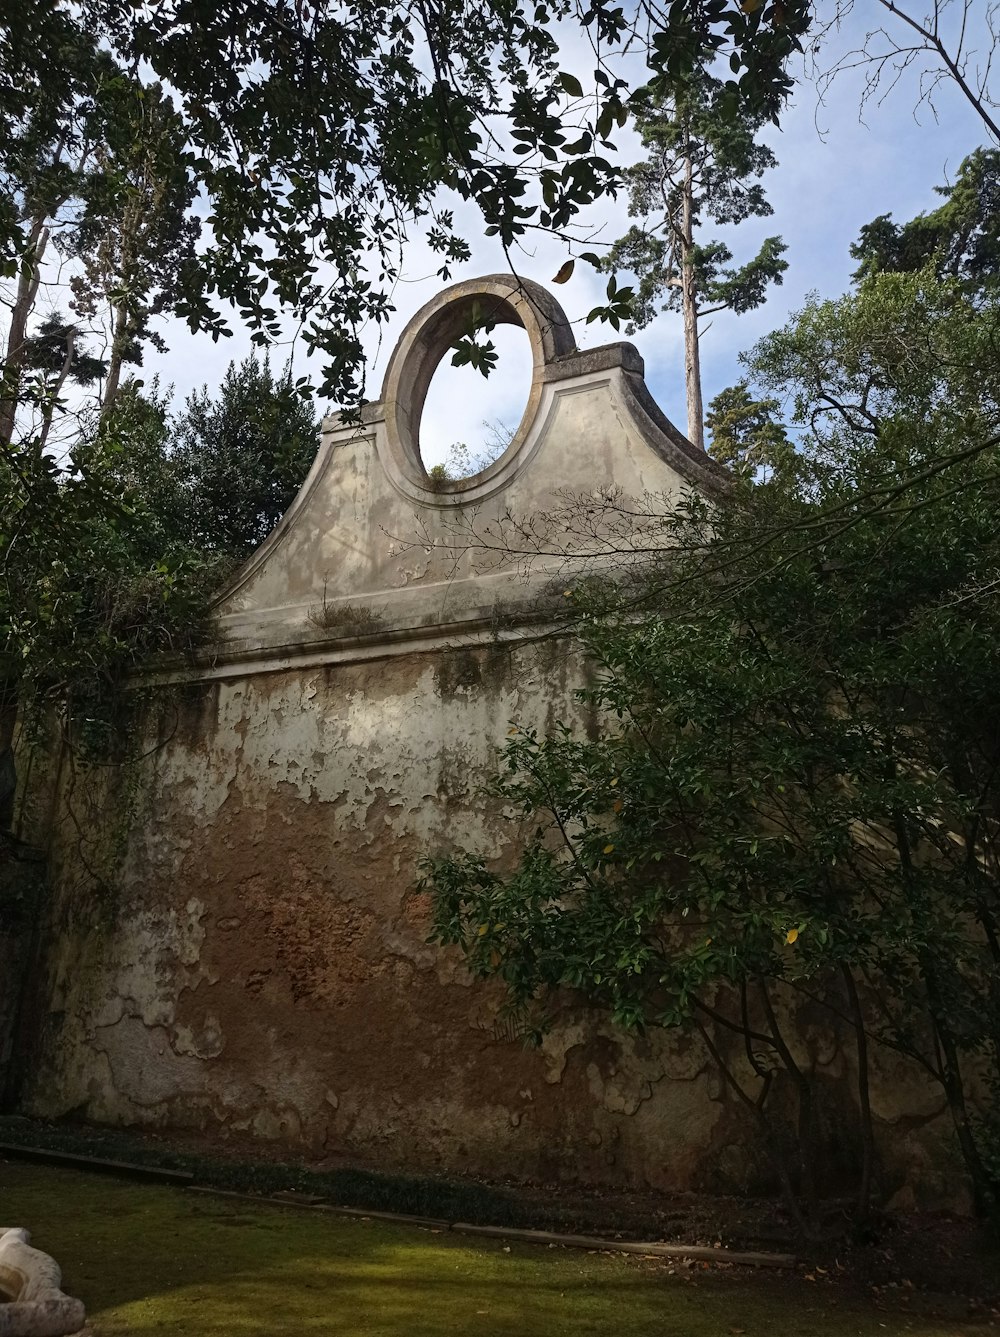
[147,7,992,471]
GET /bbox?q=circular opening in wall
[418,323,533,483]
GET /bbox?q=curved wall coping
[190,273,729,678]
[364,273,722,508]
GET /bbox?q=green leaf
[559,71,585,98]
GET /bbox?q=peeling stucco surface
[13,277,966,1207]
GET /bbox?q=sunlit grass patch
[0,1161,990,1336]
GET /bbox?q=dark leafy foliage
[2,2,812,407]
[851,149,1000,297]
[0,351,314,771]
[0,408,223,760]
[424,269,1000,1229]
[170,358,319,559]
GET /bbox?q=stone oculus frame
[206,274,719,680]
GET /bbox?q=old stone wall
[0,855,43,1109]
[9,277,965,1208]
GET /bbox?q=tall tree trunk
[0,218,49,446]
[680,154,704,451]
[37,328,77,453]
[99,190,143,423]
[842,965,875,1221]
[100,298,129,420]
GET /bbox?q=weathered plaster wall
[24,643,738,1187]
[0,861,39,1108]
[13,277,965,1207]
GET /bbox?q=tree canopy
[0,354,315,785]
[170,357,319,558]
[851,147,1000,297]
[3,2,998,420]
[2,1,812,409]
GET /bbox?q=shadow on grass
[0,1115,541,1230]
[0,1161,990,1337]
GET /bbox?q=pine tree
[21,313,106,449]
[851,148,1000,298]
[604,71,788,450]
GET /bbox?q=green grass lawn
[0,1160,990,1336]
